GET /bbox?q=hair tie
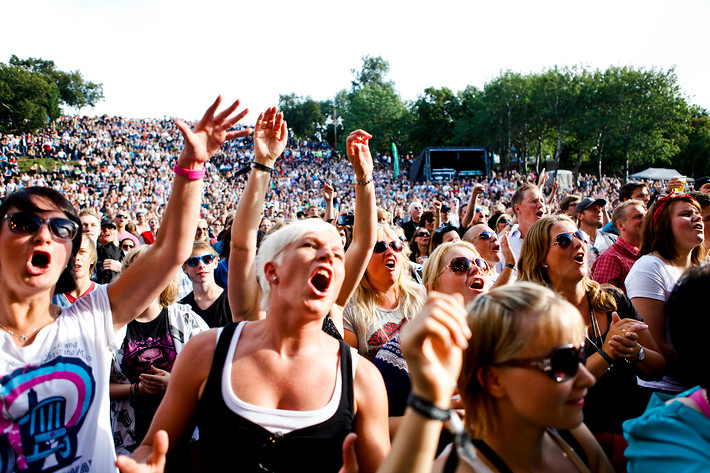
[652,194,696,225]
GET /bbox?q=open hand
[139,365,170,395]
[116,430,168,473]
[254,107,288,166]
[175,96,251,167]
[346,130,374,183]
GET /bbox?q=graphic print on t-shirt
[367,320,405,358]
[0,357,95,472]
[121,331,176,384]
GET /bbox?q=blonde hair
[459,282,586,439]
[422,241,480,292]
[347,224,426,341]
[255,218,342,311]
[121,246,179,308]
[517,215,617,314]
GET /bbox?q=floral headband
[652,194,698,225]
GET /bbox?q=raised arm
[323,182,336,222]
[228,108,288,320]
[109,97,250,330]
[461,184,484,229]
[336,130,376,308]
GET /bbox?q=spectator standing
[400,201,423,241]
[576,198,617,266]
[179,241,232,328]
[97,217,122,284]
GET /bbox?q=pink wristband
[173,163,206,180]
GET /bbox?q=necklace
[586,294,602,344]
[0,322,42,343]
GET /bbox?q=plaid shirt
[590,237,639,294]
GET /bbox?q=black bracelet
[251,162,273,174]
[407,392,452,421]
[505,263,515,270]
[597,348,614,365]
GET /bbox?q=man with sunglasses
[463,224,517,285]
[400,200,423,241]
[180,243,232,328]
[576,197,617,266]
[115,210,140,249]
[96,218,123,284]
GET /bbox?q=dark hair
[666,264,710,388]
[688,191,710,210]
[559,195,580,212]
[0,187,81,293]
[619,182,646,202]
[639,195,705,264]
[432,225,459,250]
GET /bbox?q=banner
[392,143,400,178]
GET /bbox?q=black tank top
[196,322,355,472]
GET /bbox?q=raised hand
[346,130,374,182]
[116,430,168,473]
[400,292,470,406]
[254,107,288,166]
[322,182,335,201]
[175,96,251,166]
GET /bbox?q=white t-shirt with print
[0,285,122,472]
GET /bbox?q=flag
[392,143,400,178]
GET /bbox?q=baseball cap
[101,218,116,229]
[575,198,607,214]
[695,176,710,189]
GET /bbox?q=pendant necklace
[0,322,41,343]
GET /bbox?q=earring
[273,275,279,282]
[542,264,549,268]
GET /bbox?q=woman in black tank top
[378,283,614,473]
[126,113,390,473]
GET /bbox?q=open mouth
[384,259,397,270]
[469,278,485,291]
[492,244,501,252]
[535,211,544,218]
[309,268,332,294]
[693,223,704,230]
[31,251,50,269]
[573,253,585,264]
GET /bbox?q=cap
[575,197,607,215]
[441,205,451,213]
[695,176,710,189]
[101,218,116,229]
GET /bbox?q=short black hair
[0,187,81,294]
[667,264,710,388]
[619,182,646,202]
[688,191,710,209]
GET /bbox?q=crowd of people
[0,98,709,473]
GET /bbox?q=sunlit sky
[3,0,708,124]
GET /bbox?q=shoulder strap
[688,389,710,418]
[205,322,238,385]
[546,429,591,473]
[470,438,514,473]
[338,339,354,410]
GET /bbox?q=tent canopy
[628,168,691,181]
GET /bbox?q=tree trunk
[554,125,563,172]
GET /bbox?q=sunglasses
[416,231,430,238]
[373,240,404,254]
[197,226,209,231]
[472,231,496,241]
[3,213,79,241]
[442,256,489,275]
[494,344,586,382]
[121,244,135,250]
[185,254,216,267]
[552,231,585,249]
[116,214,128,219]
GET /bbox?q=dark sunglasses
[373,240,404,254]
[472,231,496,241]
[494,344,586,382]
[442,256,489,275]
[197,226,209,232]
[3,212,78,241]
[553,231,585,249]
[116,214,128,219]
[121,244,135,250]
[186,254,216,267]
[416,231,430,238]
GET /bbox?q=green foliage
[676,108,710,177]
[0,63,60,133]
[278,93,325,141]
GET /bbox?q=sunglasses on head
[442,256,489,275]
[3,212,78,241]
[553,231,585,249]
[186,254,216,267]
[373,240,404,254]
[472,231,496,241]
[494,344,586,382]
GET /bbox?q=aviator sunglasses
[494,344,586,382]
[185,254,216,267]
[553,231,585,249]
[3,212,79,241]
[471,231,496,241]
[373,240,404,254]
[441,256,489,275]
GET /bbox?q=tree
[8,55,103,113]
[408,87,460,153]
[0,63,60,133]
[675,107,710,177]
[278,93,325,141]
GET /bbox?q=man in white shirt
[576,197,617,266]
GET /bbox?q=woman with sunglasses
[179,241,232,328]
[110,246,209,457]
[517,215,664,470]
[410,228,432,265]
[130,120,389,473]
[344,224,426,360]
[379,283,612,473]
[0,96,249,472]
[624,194,705,398]
[374,241,491,425]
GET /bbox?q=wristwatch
[630,345,646,364]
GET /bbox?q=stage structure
[408,147,491,182]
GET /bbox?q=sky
[2,0,709,125]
